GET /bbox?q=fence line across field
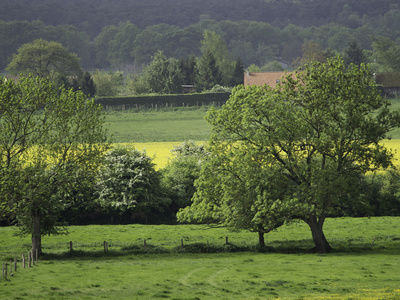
[2,236,233,280]
[2,249,38,280]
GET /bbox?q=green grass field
[1,217,400,299]
[105,106,212,143]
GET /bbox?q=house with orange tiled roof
[244,71,288,88]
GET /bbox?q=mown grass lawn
[1,217,400,299]
[105,106,212,143]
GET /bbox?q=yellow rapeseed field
[381,139,400,165]
[123,139,400,170]
[19,140,400,171]
[117,141,206,169]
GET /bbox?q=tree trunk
[32,213,42,256]
[258,231,265,247]
[306,215,332,253]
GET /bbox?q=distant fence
[95,92,231,109]
[1,236,235,280]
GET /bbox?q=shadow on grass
[40,238,400,260]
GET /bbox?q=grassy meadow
[106,106,212,143]
[1,217,400,299]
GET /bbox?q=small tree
[200,31,234,85]
[228,57,244,87]
[92,70,120,97]
[6,39,83,81]
[195,50,223,92]
[343,39,367,67]
[56,71,96,98]
[96,147,169,223]
[177,144,290,246]
[179,55,197,86]
[161,141,209,215]
[292,41,333,68]
[131,51,184,94]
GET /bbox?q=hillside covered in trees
[1,0,398,35]
[1,0,399,73]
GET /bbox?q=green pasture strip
[103,98,400,143]
[1,218,400,299]
[1,217,400,261]
[1,252,400,299]
[105,106,212,143]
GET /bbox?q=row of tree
[1,0,398,37]
[1,15,400,74]
[5,34,400,98]
[4,36,243,96]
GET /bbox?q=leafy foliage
[0,75,109,253]
[130,51,184,94]
[195,50,223,91]
[6,39,83,81]
[161,141,209,213]
[182,56,400,253]
[371,36,400,72]
[92,70,121,97]
[96,147,169,220]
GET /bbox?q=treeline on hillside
[1,0,398,36]
[1,12,400,73]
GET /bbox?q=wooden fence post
[36,249,38,263]
[32,251,35,265]
[226,236,229,245]
[22,254,25,269]
[144,239,147,249]
[4,263,7,279]
[104,241,108,253]
[181,239,184,248]
[14,256,17,272]
[10,260,12,276]
[70,241,73,252]
[28,252,32,267]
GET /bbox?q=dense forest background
[1,0,399,72]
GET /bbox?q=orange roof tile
[244,72,287,88]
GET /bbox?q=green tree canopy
[130,51,184,94]
[96,147,169,221]
[92,70,121,97]
[6,39,83,81]
[200,30,234,85]
[195,49,223,91]
[182,56,400,253]
[292,41,334,68]
[0,75,109,254]
[371,36,400,72]
[228,57,244,86]
[343,39,367,67]
[162,141,209,214]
